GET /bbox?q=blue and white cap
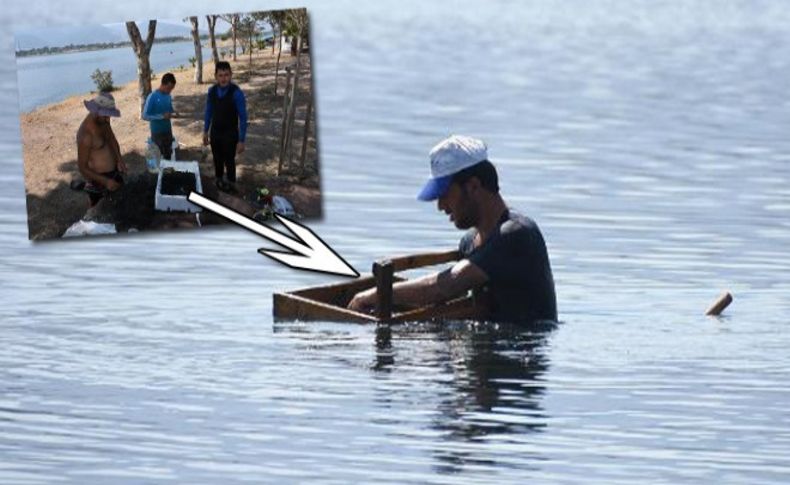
[417,135,488,201]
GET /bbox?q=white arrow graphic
[188,191,359,278]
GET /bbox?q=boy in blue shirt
[143,72,178,159]
[202,61,248,192]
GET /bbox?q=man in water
[348,135,557,323]
[76,92,126,207]
[143,72,178,159]
[203,61,247,192]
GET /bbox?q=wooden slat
[391,296,479,323]
[385,250,460,272]
[291,276,377,307]
[289,275,406,308]
[273,292,378,323]
[273,292,481,324]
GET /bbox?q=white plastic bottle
[170,137,178,161]
[146,138,161,173]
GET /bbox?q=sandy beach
[19,46,320,240]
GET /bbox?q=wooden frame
[273,249,481,323]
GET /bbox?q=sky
[14,15,256,51]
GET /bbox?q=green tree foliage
[90,68,114,92]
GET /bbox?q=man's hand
[117,158,127,173]
[203,133,210,146]
[348,288,377,313]
[236,142,245,155]
[105,177,121,192]
[163,112,172,119]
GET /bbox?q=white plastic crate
[155,160,203,213]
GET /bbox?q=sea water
[1,0,789,483]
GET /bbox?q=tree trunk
[126,20,157,118]
[284,36,303,168]
[290,36,298,56]
[271,26,276,55]
[189,17,203,84]
[274,30,282,96]
[248,31,253,66]
[300,94,313,174]
[206,15,219,64]
[278,67,293,176]
[232,15,238,61]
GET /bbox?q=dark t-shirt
[459,210,558,323]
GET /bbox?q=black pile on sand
[83,173,157,231]
[160,169,197,196]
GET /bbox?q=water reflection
[374,321,555,473]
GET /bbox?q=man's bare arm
[348,259,488,312]
[392,259,487,307]
[106,126,126,172]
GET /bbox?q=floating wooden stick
[705,291,733,316]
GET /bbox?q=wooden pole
[373,260,394,321]
[705,291,733,316]
[299,95,313,174]
[281,67,292,114]
[274,29,283,95]
[277,67,293,175]
[284,35,303,167]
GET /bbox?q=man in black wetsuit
[203,61,248,192]
[348,135,557,323]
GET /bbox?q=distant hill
[14,20,203,52]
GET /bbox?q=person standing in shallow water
[203,61,248,192]
[76,92,126,207]
[143,72,178,159]
[348,135,558,324]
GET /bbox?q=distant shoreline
[16,35,208,58]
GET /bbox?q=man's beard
[453,216,475,230]
[452,201,477,229]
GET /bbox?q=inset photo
[15,8,320,240]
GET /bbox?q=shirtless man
[77,92,126,206]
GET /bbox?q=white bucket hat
[84,92,121,117]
